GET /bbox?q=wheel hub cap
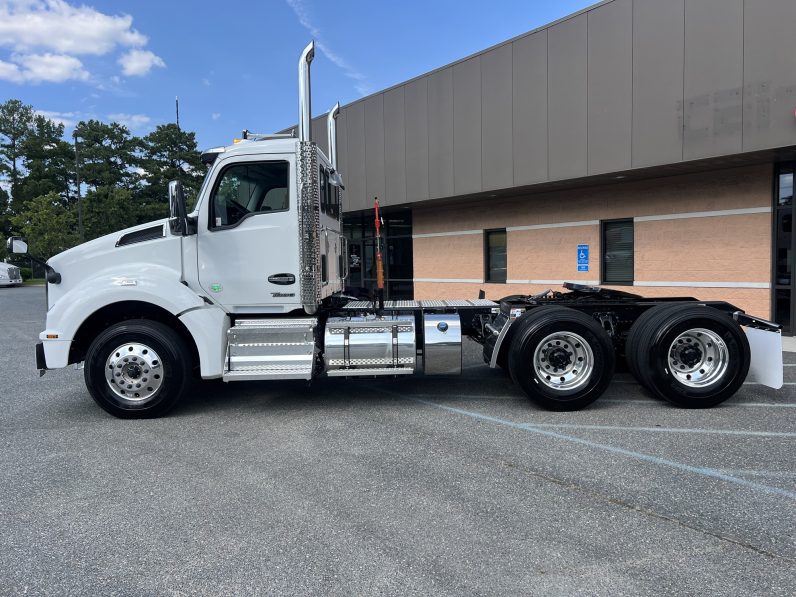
[104,342,164,403]
[532,331,594,392]
[668,328,729,388]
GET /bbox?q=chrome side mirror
[7,236,28,255]
[168,180,188,236]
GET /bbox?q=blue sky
[0,0,594,148]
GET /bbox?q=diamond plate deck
[343,299,498,310]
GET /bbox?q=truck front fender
[40,265,220,370]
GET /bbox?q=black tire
[625,304,685,390]
[84,320,191,418]
[625,305,750,408]
[507,306,615,411]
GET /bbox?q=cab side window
[319,166,340,219]
[210,161,289,229]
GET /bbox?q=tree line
[0,98,206,266]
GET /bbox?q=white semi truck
[8,42,784,418]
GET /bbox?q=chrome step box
[224,318,317,381]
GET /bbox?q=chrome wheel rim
[104,343,164,403]
[667,328,728,388]
[533,331,594,392]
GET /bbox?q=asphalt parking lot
[1,285,794,596]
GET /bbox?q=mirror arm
[28,255,61,284]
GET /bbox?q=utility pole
[73,131,83,243]
[175,96,180,130]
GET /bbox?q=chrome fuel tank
[324,315,416,375]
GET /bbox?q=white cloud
[118,49,165,77]
[0,1,164,84]
[108,112,150,130]
[35,109,78,127]
[0,0,146,56]
[202,77,210,86]
[285,0,371,96]
[211,112,221,120]
[0,52,88,83]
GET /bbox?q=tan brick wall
[411,164,774,318]
[413,281,770,319]
[635,215,770,284]
[414,235,483,280]
[413,164,771,234]
[508,226,600,283]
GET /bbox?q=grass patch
[23,278,46,285]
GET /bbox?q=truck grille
[7,267,20,280]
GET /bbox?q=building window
[342,207,414,299]
[774,163,795,333]
[602,219,634,285]
[485,229,507,283]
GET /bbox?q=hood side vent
[116,224,166,248]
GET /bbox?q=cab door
[197,154,301,312]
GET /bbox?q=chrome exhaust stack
[326,102,340,169]
[298,41,315,143]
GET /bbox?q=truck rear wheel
[625,305,750,408]
[507,307,615,411]
[84,320,191,418]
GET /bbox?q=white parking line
[403,393,796,408]
[383,391,796,500]
[600,399,796,408]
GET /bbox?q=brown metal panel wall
[453,57,482,195]
[310,116,328,156]
[383,86,407,206]
[404,77,430,202]
[683,0,743,160]
[364,94,386,206]
[481,44,513,191]
[548,14,588,180]
[743,0,796,152]
[344,101,366,212]
[513,30,548,186]
[632,0,685,167]
[427,67,455,199]
[336,109,350,210]
[587,0,632,174]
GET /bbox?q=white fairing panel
[744,327,784,389]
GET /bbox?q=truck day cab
[9,42,784,418]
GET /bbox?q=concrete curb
[782,335,796,353]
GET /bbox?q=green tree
[82,186,133,241]
[16,115,74,207]
[10,192,78,259]
[138,124,204,221]
[0,99,34,202]
[73,119,139,189]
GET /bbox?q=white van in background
[0,262,23,287]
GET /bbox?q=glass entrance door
[774,164,794,334]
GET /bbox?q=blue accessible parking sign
[577,244,589,272]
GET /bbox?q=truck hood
[46,218,180,307]
[49,219,170,271]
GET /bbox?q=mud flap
[743,327,783,389]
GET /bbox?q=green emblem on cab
[210,283,223,293]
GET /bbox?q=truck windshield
[191,167,214,212]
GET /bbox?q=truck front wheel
[508,307,615,411]
[84,320,191,418]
